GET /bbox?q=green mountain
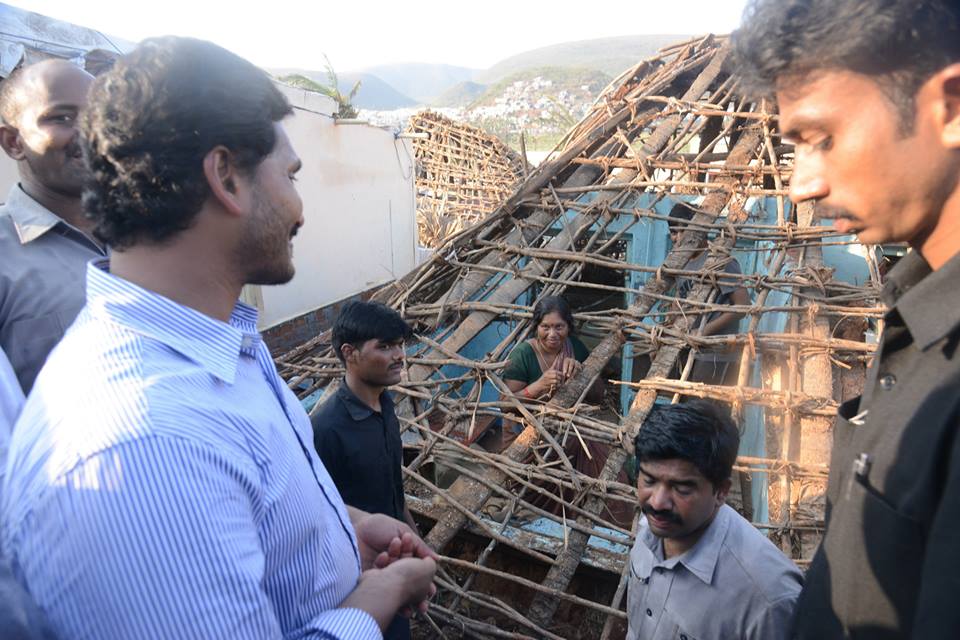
[469,67,611,108]
[269,35,693,112]
[476,34,691,84]
[432,80,487,107]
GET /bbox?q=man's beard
[236,194,298,286]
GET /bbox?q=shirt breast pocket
[652,618,697,640]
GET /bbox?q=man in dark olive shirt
[313,300,418,640]
[734,1,960,637]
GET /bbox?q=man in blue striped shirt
[2,37,436,640]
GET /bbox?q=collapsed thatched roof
[277,35,881,639]
[408,110,526,248]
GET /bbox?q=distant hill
[433,80,487,107]
[270,68,417,110]
[269,35,693,112]
[359,63,478,103]
[470,67,611,108]
[476,34,691,84]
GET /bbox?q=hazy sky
[10,0,749,71]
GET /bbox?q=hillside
[359,63,478,103]
[470,67,610,108]
[432,80,487,108]
[460,67,613,151]
[475,34,690,84]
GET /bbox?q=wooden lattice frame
[408,110,526,248]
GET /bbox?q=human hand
[345,558,437,626]
[560,357,582,381]
[354,512,438,571]
[367,556,437,616]
[534,369,564,396]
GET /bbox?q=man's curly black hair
[80,36,292,249]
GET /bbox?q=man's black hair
[80,36,293,249]
[731,0,960,130]
[667,202,696,233]
[332,300,413,363]
[532,295,576,335]
[634,399,740,488]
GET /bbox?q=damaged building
[275,36,884,639]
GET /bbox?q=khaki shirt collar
[2,184,64,245]
[633,503,732,586]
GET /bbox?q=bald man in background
[0,59,105,395]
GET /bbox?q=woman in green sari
[502,296,591,400]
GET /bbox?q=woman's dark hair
[332,301,413,363]
[732,0,960,131]
[81,36,293,249]
[532,296,576,335]
[634,400,740,489]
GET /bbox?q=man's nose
[789,155,829,204]
[648,485,672,511]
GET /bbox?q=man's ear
[203,146,250,217]
[715,477,732,506]
[339,343,356,365]
[0,124,25,161]
[936,64,960,149]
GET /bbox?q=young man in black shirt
[313,300,418,640]
[734,1,960,636]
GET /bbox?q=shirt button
[879,373,897,390]
[646,608,653,617]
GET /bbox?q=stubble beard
[239,193,296,286]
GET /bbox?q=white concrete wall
[257,84,417,328]
[0,83,418,331]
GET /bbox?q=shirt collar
[635,503,731,585]
[884,249,960,351]
[337,381,393,421]
[3,184,65,245]
[85,259,262,384]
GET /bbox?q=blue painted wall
[422,193,868,523]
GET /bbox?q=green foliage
[278,55,361,119]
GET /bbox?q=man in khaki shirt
[628,400,802,640]
[0,59,104,394]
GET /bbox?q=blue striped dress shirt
[1,259,381,640]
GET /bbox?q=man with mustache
[313,300,419,640]
[627,400,802,640]
[0,59,106,395]
[734,1,960,636]
[2,38,436,640]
